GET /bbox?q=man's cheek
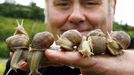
[87,13,106,27]
[49,13,67,28]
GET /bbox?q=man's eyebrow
[53,0,70,3]
[54,0,69,1]
[84,0,102,3]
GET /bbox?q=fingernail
[18,60,28,69]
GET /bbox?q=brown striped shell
[31,32,54,49]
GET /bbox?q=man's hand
[45,49,134,75]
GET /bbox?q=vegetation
[0,3,44,21]
[113,22,134,38]
[0,63,5,75]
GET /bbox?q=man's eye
[55,2,70,8]
[86,2,98,5]
[83,2,99,7]
[57,2,69,6]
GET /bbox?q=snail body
[14,19,28,36]
[28,50,43,75]
[28,32,54,75]
[78,36,94,57]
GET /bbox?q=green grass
[0,42,8,58]
[0,63,6,75]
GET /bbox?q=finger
[18,60,29,71]
[45,49,97,68]
[9,52,13,59]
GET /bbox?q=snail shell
[6,34,29,52]
[87,29,105,37]
[56,29,82,50]
[89,36,107,54]
[111,31,131,49]
[31,32,54,49]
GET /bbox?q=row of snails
[5,20,131,75]
[56,29,131,57]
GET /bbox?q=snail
[28,32,54,75]
[56,29,82,51]
[6,20,29,52]
[107,31,131,55]
[87,29,107,54]
[78,36,94,57]
[78,29,107,57]
[6,20,30,75]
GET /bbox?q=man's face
[46,0,116,40]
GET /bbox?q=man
[4,0,134,75]
[44,0,134,75]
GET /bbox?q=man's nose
[68,8,85,24]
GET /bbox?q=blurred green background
[0,2,134,75]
